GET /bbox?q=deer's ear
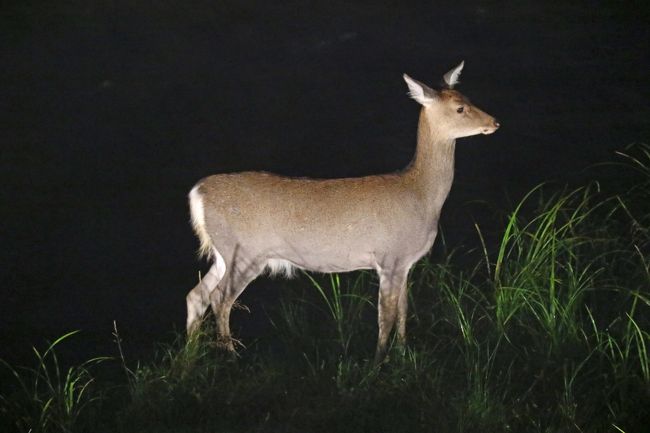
[403,74,437,105]
[443,60,464,89]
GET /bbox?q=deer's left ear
[403,74,438,106]
[443,60,464,89]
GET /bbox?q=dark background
[1,1,649,363]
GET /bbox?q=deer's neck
[404,109,456,206]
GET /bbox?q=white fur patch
[443,60,464,88]
[265,259,296,278]
[189,185,213,259]
[200,254,227,295]
[403,74,435,105]
[213,248,227,283]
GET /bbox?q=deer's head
[403,61,499,139]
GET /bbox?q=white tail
[188,185,212,259]
[185,61,499,363]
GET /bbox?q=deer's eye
[457,106,464,113]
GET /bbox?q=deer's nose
[493,119,500,128]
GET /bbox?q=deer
[185,61,499,363]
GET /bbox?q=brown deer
[185,61,499,363]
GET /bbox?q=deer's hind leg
[209,249,265,352]
[186,250,227,335]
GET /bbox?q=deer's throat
[406,111,456,202]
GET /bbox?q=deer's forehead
[439,89,470,104]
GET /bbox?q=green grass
[2,144,650,432]
[0,331,109,433]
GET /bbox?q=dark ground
[1,1,649,364]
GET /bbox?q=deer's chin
[481,128,497,135]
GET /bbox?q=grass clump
[0,331,108,433]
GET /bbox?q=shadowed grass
[0,331,108,433]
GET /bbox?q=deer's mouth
[482,119,500,135]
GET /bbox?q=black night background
[1,1,649,432]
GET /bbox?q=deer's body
[185,62,499,362]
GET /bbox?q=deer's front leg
[375,267,409,364]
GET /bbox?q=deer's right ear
[403,74,437,106]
